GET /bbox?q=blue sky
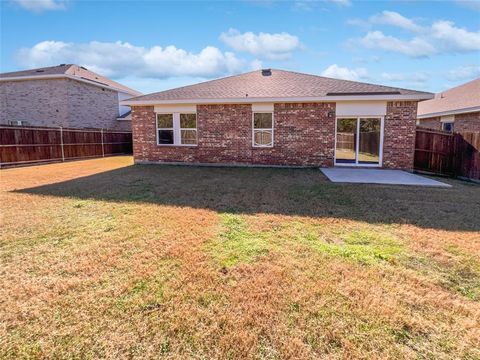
[1,0,479,94]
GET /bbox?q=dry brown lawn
[1,156,479,359]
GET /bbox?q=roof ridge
[142,69,261,97]
[437,77,480,95]
[271,68,428,94]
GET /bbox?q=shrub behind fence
[0,124,132,167]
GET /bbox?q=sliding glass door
[335,117,383,166]
[335,118,357,164]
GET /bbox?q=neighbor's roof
[122,69,433,105]
[417,78,480,118]
[0,64,142,96]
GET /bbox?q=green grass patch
[115,259,180,312]
[402,252,480,301]
[285,222,404,265]
[206,213,271,268]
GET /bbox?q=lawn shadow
[13,164,480,231]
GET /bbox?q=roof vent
[261,68,272,76]
[35,69,45,73]
[80,66,88,70]
[59,64,66,66]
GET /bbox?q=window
[9,120,28,126]
[253,112,273,147]
[180,113,197,145]
[157,114,174,144]
[442,122,454,132]
[156,113,197,146]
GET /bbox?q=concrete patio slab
[320,168,451,187]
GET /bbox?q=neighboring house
[417,78,480,133]
[0,64,142,131]
[122,69,433,169]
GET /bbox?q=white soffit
[252,103,274,112]
[336,101,387,117]
[440,115,455,123]
[154,104,196,113]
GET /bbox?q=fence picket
[414,127,479,181]
[0,124,132,167]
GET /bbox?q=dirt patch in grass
[1,157,479,359]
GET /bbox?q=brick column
[131,106,156,162]
[383,101,418,170]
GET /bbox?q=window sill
[156,144,198,148]
[252,146,274,149]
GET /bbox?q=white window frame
[334,116,384,167]
[252,112,274,148]
[156,112,197,146]
[441,121,454,132]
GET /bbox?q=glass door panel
[336,118,357,164]
[358,118,381,164]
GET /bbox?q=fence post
[60,126,65,162]
[101,128,105,157]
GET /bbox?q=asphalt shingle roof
[417,78,480,117]
[129,69,431,102]
[0,64,141,95]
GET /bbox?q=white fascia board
[417,106,480,119]
[121,93,434,106]
[0,74,142,96]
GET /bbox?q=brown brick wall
[132,103,335,167]
[454,111,480,132]
[383,101,417,170]
[416,112,480,132]
[132,101,417,169]
[0,78,130,131]
[417,116,441,130]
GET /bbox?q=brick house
[122,69,433,169]
[417,78,480,133]
[0,64,141,131]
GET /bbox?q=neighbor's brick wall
[383,101,418,170]
[0,78,130,131]
[132,103,335,167]
[417,116,441,130]
[66,79,131,131]
[454,111,480,132]
[416,112,480,132]
[0,79,69,126]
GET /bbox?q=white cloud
[328,0,351,6]
[15,40,246,79]
[250,59,263,70]
[455,0,480,11]
[381,72,428,82]
[321,64,368,81]
[369,11,423,32]
[292,0,351,12]
[219,29,301,60]
[359,31,436,57]
[12,0,66,12]
[431,20,480,52]
[351,11,480,57]
[446,64,480,80]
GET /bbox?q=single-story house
[121,69,433,169]
[417,78,480,132]
[0,64,142,131]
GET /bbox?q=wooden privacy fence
[414,127,480,180]
[0,125,132,167]
[337,131,380,154]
